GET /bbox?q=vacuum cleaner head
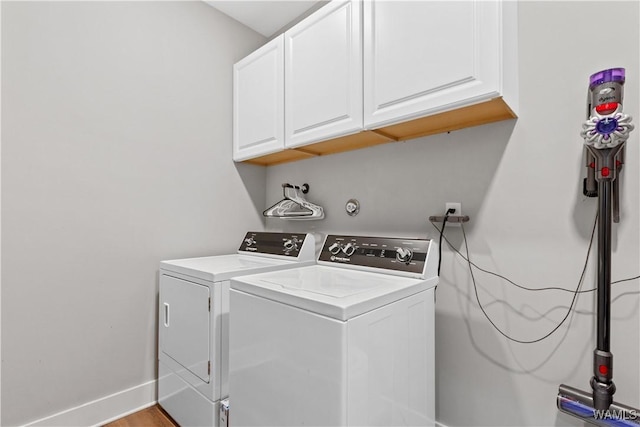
[558,384,640,426]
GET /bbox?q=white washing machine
[229,234,439,426]
[158,232,315,427]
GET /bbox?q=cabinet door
[160,274,210,383]
[284,0,362,148]
[233,35,284,161]
[364,1,503,128]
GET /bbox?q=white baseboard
[23,380,157,427]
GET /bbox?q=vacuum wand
[558,68,636,424]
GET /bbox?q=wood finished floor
[103,405,178,427]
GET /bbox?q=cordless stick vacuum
[557,68,638,425]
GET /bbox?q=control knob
[342,242,357,256]
[283,239,298,252]
[396,247,413,264]
[328,242,342,255]
[244,237,255,246]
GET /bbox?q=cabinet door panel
[233,36,284,161]
[160,275,210,383]
[285,0,362,148]
[364,1,501,128]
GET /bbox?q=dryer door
[160,274,210,383]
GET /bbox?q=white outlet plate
[445,202,462,225]
[445,202,461,215]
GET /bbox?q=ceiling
[205,1,323,38]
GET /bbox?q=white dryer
[158,232,315,427]
[229,235,439,427]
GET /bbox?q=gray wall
[1,2,265,425]
[265,2,640,426]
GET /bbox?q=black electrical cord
[432,212,640,344]
[460,222,591,344]
[612,275,640,285]
[432,215,599,294]
[437,208,455,276]
[434,218,640,294]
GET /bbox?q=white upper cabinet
[232,0,518,166]
[284,0,362,149]
[363,0,518,129]
[233,35,284,162]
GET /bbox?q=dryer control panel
[319,235,432,274]
[239,232,309,257]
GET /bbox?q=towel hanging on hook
[263,183,324,220]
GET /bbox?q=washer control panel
[239,232,308,257]
[319,235,431,274]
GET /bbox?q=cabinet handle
[163,303,170,327]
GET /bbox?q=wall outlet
[445,202,462,216]
[445,202,462,226]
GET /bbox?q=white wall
[1,2,265,425]
[265,1,640,426]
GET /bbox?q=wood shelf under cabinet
[377,97,516,141]
[243,130,394,166]
[242,97,516,167]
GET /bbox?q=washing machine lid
[231,265,436,321]
[160,254,313,282]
